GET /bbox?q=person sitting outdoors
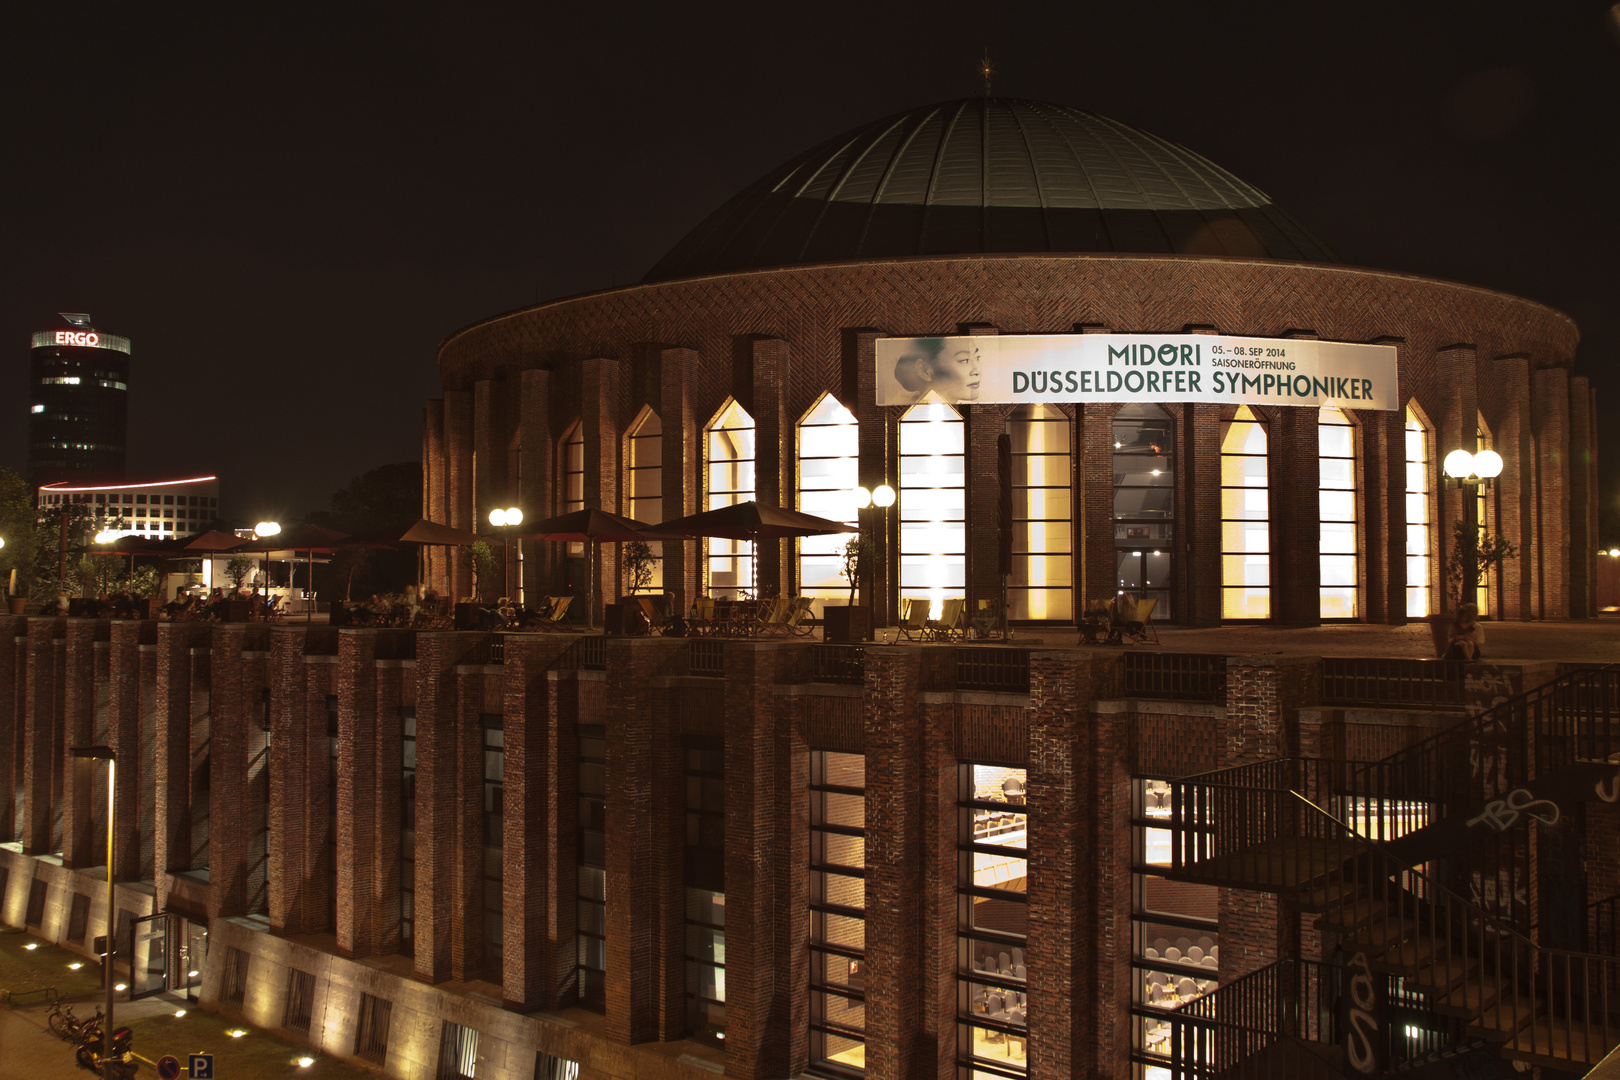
[1111,591,1144,638]
[1442,602,1486,661]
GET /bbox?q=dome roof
[644,97,1336,282]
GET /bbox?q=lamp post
[853,484,895,630]
[488,507,523,605]
[71,746,116,1075]
[1441,448,1504,610]
[254,521,280,615]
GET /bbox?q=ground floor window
[811,751,867,1074]
[958,763,1029,1079]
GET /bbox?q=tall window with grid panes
[810,751,867,1074]
[1008,404,1072,621]
[1220,406,1270,619]
[1318,405,1358,619]
[561,421,585,556]
[1405,406,1433,617]
[900,401,965,618]
[684,737,726,1044]
[706,400,756,599]
[576,725,606,1010]
[1112,404,1174,620]
[797,395,860,617]
[958,764,1028,1079]
[481,714,504,983]
[627,409,663,592]
[1131,779,1220,1076]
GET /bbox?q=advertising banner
[874,334,1399,411]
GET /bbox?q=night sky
[5,3,1618,533]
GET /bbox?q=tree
[305,461,423,597]
[622,540,655,595]
[463,540,495,601]
[226,554,255,592]
[840,534,873,605]
[0,468,39,598]
[1447,520,1518,610]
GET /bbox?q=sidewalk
[1,927,378,1080]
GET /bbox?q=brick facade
[0,624,1592,1080]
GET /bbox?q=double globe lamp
[1441,449,1504,606]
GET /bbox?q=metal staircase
[1159,666,1620,1075]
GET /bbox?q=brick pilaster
[61,620,100,867]
[107,622,144,881]
[22,617,62,854]
[267,625,313,934]
[0,616,24,843]
[1486,358,1534,619]
[863,647,924,1079]
[750,339,794,599]
[502,636,577,1009]
[372,652,405,953]
[1220,655,1321,979]
[425,398,447,593]
[411,631,471,981]
[582,357,622,625]
[208,625,252,920]
[723,642,804,1077]
[336,629,381,956]
[851,331,897,627]
[1568,375,1595,618]
[604,636,686,1043]
[1532,368,1571,619]
[1271,407,1320,625]
[517,368,555,607]
[444,389,475,600]
[154,623,207,903]
[660,348,701,614]
[1434,345,1479,614]
[450,660,484,981]
[1185,404,1224,626]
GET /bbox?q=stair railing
[1159,958,1342,1078]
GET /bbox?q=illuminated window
[685,738,726,1046]
[1405,406,1432,618]
[1475,414,1493,615]
[1009,404,1072,621]
[810,751,866,1074]
[706,400,756,600]
[797,395,860,617]
[561,422,584,556]
[1318,406,1358,619]
[899,401,965,615]
[1112,404,1174,619]
[627,409,663,592]
[1220,406,1270,619]
[957,764,1028,1077]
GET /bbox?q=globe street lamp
[254,521,281,614]
[1441,449,1504,610]
[488,507,523,605]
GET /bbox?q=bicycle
[74,1024,135,1078]
[47,1000,102,1042]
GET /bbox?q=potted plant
[824,534,874,643]
[613,539,657,635]
[456,541,497,628]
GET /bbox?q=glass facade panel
[958,764,1028,1078]
[1220,406,1270,619]
[1112,403,1173,620]
[900,402,965,615]
[707,401,756,599]
[811,751,866,1075]
[628,410,663,592]
[798,396,860,617]
[1008,404,1072,620]
[1319,405,1358,618]
[1406,408,1432,617]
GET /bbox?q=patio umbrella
[654,500,856,597]
[353,519,497,608]
[238,524,358,620]
[515,509,678,629]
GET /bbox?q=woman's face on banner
[933,343,982,401]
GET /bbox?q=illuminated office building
[28,313,131,489]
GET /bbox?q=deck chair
[531,595,573,631]
[1119,597,1160,645]
[928,597,967,641]
[783,597,816,637]
[756,597,795,637]
[688,596,717,636]
[633,594,677,635]
[418,596,456,630]
[896,597,931,642]
[971,599,1002,639]
[264,595,286,622]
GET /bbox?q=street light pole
[488,507,523,606]
[254,521,281,618]
[1442,449,1504,611]
[72,746,116,1074]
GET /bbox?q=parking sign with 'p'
[189,1054,215,1079]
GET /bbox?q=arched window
[1112,404,1174,620]
[899,401,965,615]
[1220,406,1270,619]
[627,409,662,592]
[1405,406,1432,617]
[706,400,756,600]
[797,395,859,617]
[1009,404,1072,620]
[1319,406,1358,619]
[561,421,584,556]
